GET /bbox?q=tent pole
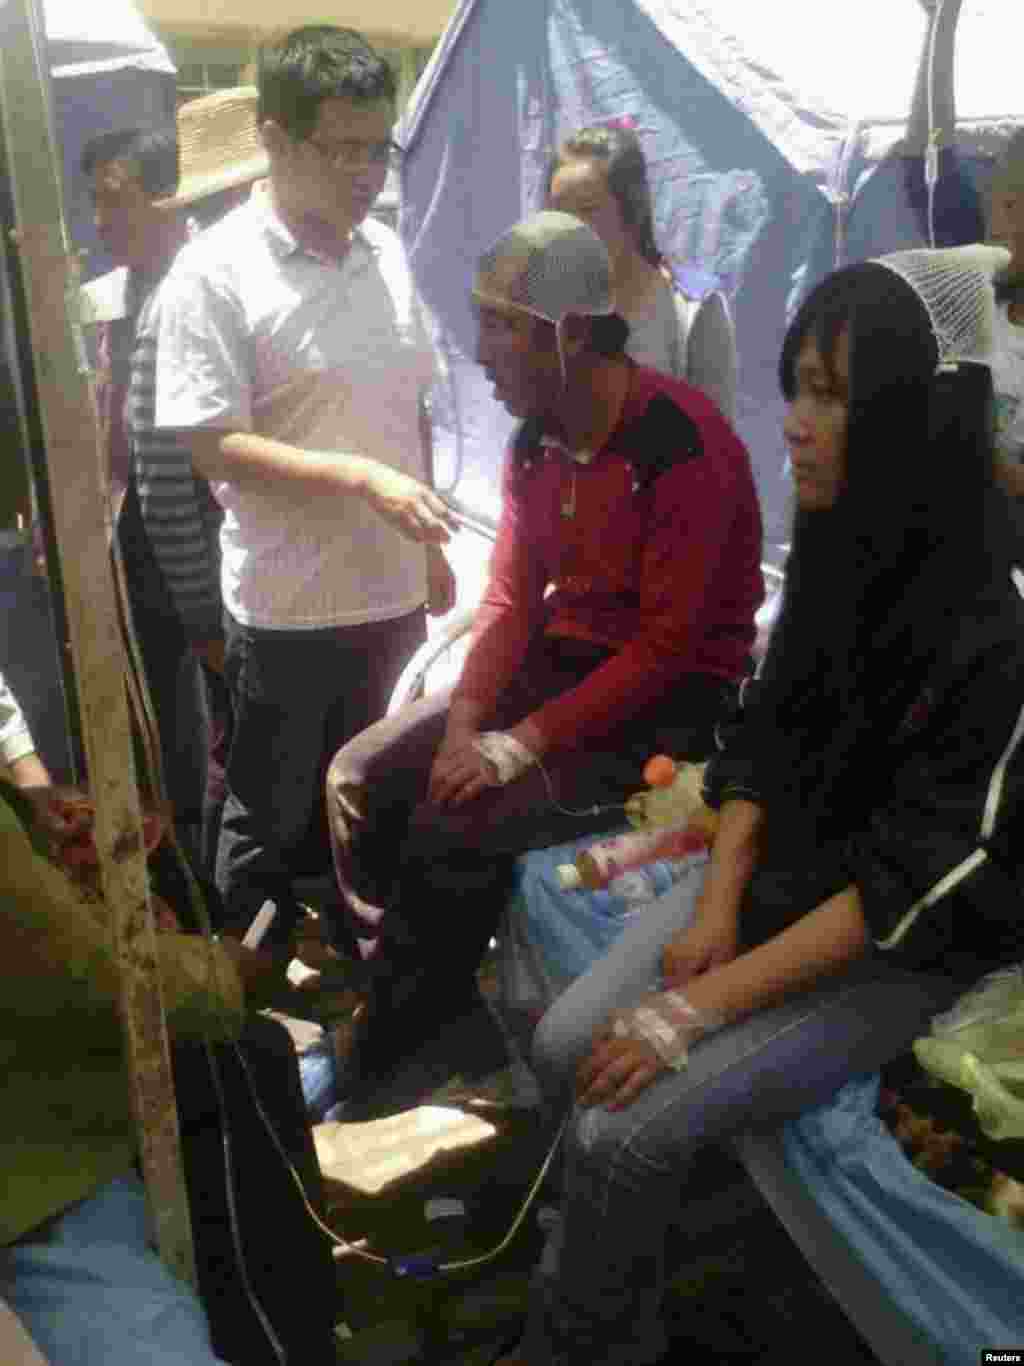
[0,0,196,1287]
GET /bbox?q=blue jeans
[216,608,426,946]
[522,866,965,1366]
[1,1175,225,1366]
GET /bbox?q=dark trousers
[216,607,427,945]
[173,1013,337,1366]
[200,662,233,880]
[327,634,737,1089]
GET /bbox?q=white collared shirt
[0,670,34,767]
[152,182,435,629]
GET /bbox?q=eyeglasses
[305,137,403,170]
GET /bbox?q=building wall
[165,35,431,111]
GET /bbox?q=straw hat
[172,85,269,206]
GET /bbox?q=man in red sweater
[327,211,763,1109]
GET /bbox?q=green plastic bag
[913,967,1024,1141]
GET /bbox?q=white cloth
[152,183,435,630]
[623,273,737,422]
[0,670,34,767]
[472,731,537,784]
[992,302,1024,465]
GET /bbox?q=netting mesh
[476,210,614,323]
[873,244,1012,370]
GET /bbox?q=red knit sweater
[455,364,764,751]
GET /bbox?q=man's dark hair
[80,127,178,198]
[257,26,396,140]
[524,311,629,359]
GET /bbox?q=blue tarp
[783,1076,1024,1366]
[398,0,1017,546]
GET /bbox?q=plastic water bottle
[607,857,696,909]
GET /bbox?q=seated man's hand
[428,731,499,808]
[576,1028,665,1111]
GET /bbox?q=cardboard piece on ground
[314,1106,498,1197]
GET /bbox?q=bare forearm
[188,429,455,544]
[685,885,869,1022]
[189,428,371,494]
[445,695,489,739]
[700,798,764,916]
[5,752,51,789]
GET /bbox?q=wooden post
[0,0,196,1285]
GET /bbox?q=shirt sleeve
[702,676,769,809]
[0,671,35,767]
[153,258,252,433]
[686,293,738,423]
[130,315,223,640]
[453,453,548,718]
[526,422,759,751]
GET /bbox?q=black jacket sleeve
[702,676,770,809]
[843,634,1024,972]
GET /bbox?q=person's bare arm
[578,887,869,1109]
[663,798,764,983]
[682,884,869,1022]
[5,751,51,789]
[188,429,457,545]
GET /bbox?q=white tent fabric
[44,0,174,76]
[706,0,1018,126]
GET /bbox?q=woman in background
[546,120,737,420]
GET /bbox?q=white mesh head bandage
[872,244,1012,372]
[476,210,615,326]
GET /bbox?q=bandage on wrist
[611,990,724,1070]
[472,731,537,785]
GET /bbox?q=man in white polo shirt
[154,25,457,953]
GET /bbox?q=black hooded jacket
[704,571,1024,981]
